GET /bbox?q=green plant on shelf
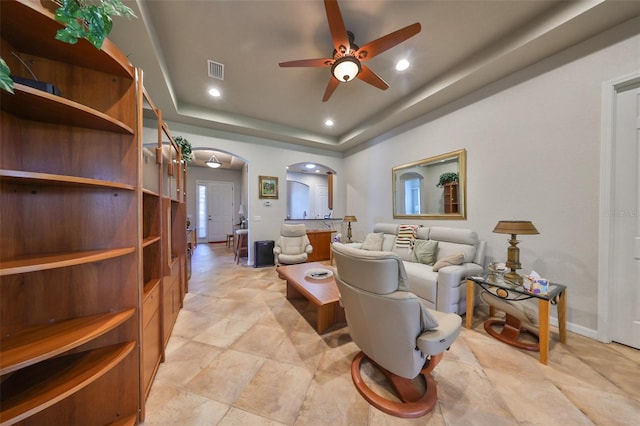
[0,0,136,93]
[436,172,459,188]
[173,136,192,162]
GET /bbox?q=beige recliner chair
[332,243,462,418]
[273,223,313,265]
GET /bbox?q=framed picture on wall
[259,176,279,199]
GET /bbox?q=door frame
[598,70,640,343]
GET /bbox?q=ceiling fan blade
[356,22,421,61]
[322,76,340,102]
[357,65,389,91]
[279,58,333,68]
[324,0,350,54]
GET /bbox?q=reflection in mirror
[286,163,335,219]
[393,149,466,219]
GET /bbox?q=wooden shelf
[0,309,136,375]
[142,236,161,248]
[143,279,161,299]
[109,414,138,426]
[143,188,161,197]
[0,247,136,276]
[0,0,134,78]
[1,84,135,134]
[0,342,135,426]
[0,169,135,191]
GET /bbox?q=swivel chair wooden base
[484,313,540,352]
[351,351,443,418]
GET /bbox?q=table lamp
[493,220,539,284]
[343,215,357,243]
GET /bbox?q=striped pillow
[395,224,418,248]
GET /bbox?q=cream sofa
[350,223,486,314]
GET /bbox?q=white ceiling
[109,0,640,157]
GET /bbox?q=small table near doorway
[466,275,567,365]
[276,262,345,333]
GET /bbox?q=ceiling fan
[279,0,421,102]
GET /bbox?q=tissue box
[524,276,549,295]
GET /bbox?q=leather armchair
[273,223,313,265]
[332,242,462,418]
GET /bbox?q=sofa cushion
[403,261,438,308]
[432,252,465,271]
[412,239,438,265]
[361,232,384,251]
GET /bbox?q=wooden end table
[277,262,345,333]
[466,275,567,365]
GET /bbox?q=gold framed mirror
[392,149,466,220]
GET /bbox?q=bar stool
[234,229,248,264]
[226,233,234,248]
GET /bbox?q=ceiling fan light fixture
[205,154,222,168]
[331,56,361,83]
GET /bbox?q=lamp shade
[343,215,357,223]
[493,220,539,235]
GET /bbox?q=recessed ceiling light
[395,59,410,71]
[325,119,334,126]
[208,88,221,97]
[305,163,316,169]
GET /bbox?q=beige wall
[342,16,640,334]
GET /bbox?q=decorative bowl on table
[305,268,333,279]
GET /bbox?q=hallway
[142,243,640,425]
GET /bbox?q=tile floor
[142,243,640,425]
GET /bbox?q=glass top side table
[465,274,567,365]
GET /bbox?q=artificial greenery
[54,0,136,49]
[173,136,192,162]
[0,0,136,93]
[0,58,13,94]
[436,172,459,187]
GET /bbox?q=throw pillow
[361,232,384,251]
[412,239,438,265]
[432,252,465,272]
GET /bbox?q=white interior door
[611,84,640,349]
[206,181,234,243]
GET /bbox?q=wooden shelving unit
[443,182,459,214]
[1,2,188,423]
[138,89,188,418]
[0,1,146,424]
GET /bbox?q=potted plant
[436,172,459,187]
[0,0,136,93]
[173,136,192,162]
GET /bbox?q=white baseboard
[550,317,599,341]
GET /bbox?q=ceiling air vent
[207,60,224,80]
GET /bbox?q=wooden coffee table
[276,262,345,333]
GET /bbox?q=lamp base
[504,271,523,284]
